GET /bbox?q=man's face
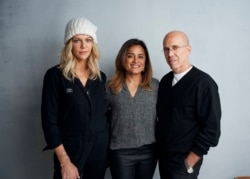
[163,32,191,74]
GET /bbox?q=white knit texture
[64,17,97,44]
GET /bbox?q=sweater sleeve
[41,67,63,150]
[192,77,221,157]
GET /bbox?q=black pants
[158,152,203,179]
[109,144,157,179]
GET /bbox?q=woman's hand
[54,145,80,179]
[61,159,80,179]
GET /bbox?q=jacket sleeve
[41,67,63,150]
[192,78,221,157]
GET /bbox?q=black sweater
[156,66,221,157]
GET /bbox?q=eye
[86,38,93,43]
[138,55,145,59]
[127,54,133,58]
[163,47,170,53]
[172,45,180,51]
[72,38,80,43]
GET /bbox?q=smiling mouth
[130,64,141,68]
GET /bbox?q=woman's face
[71,34,93,61]
[124,45,146,76]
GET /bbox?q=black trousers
[158,151,203,179]
[109,144,157,179]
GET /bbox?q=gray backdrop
[1,0,250,178]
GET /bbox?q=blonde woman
[41,17,109,179]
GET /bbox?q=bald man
[156,31,221,179]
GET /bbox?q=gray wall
[0,0,250,178]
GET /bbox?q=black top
[156,66,221,157]
[41,65,109,151]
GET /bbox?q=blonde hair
[59,40,101,81]
[107,38,153,94]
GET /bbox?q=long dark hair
[107,38,153,93]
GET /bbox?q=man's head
[163,31,192,74]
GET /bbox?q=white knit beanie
[64,17,98,44]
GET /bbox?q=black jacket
[41,65,109,158]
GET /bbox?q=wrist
[57,150,71,167]
[186,151,201,167]
[60,157,70,168]
[184,160,194,174]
